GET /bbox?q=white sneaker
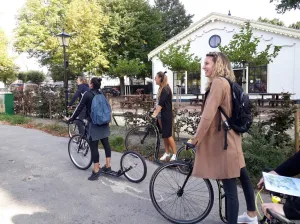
[237,212,258,224]
[170,154,176,161]
[160,153,170,161]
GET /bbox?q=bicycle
[67,107,86,138]
[67,119,147,183]
[256,186,296,223]
[125,111,167,164]
[149,142,228,224]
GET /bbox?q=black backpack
[204,77,253,149]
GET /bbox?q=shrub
[242,123,294,184]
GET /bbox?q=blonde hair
[156,71,169,100]
[205,52,235,90]
[78,76,88,84]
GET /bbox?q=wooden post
[295,104,300,152]
[49,100,52,120]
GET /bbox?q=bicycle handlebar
[266,208,294,224]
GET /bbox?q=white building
[148,13,300,100]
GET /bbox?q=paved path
[0,125,267,224]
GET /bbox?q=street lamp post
[56,29,71,117]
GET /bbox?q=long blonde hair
[205,52,235,90]
[156,71,170,100]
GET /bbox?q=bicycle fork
[217,180,228,223]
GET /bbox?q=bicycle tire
[68,119,85,138]
[149,161,214,224]
[68,135,92,170]
[125,125,158,158]
[120,151,147,183]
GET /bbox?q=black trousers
[89,137,111,163]
[222,167,256,224]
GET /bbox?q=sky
[0,0,299,72]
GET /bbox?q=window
[248,65,267,93]
[209,35,221,48]
[187,71,201,94]
[173,72,185,94]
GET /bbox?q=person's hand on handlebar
[63,116,71,124]
[257,170,278,189]
[184,139,197,150]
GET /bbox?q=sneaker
[101,165,111,173]
[160,153,170,161]
[237,212,258,224]
[88,170,101,181]
[170,154,176,161]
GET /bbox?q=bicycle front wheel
[120,151,147,183]
[125,125,158,158]
[68,135,92,170]
[149,161,214,224]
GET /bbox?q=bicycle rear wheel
[120,151,147,183]
[125,125,158,158]
[149,161,214,224]
[68,135,92,170]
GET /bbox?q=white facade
[149,13,300,99]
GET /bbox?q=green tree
[102,0,163,78]
[17,72,27,82]
[154,0,194,41]
[14,0,110,73]
[48,64,77,82]
[219,22,282,66]
[108,56,145,95]
[270,0,300,13]
[159,42,201,74]
[219,22,281,91]
[0,29,16,86]
[258,17,285,26]
[26,70,45,85]
[289,21,300,29]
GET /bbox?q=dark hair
[90,77,102,89]
[157,71,167,84]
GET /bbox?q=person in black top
[66,77,112,181]
[68,76,89,135]
[152,71,177,161]
[258,151,300,220]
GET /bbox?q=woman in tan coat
[190,52,257,224]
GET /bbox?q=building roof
[148,12,300,59]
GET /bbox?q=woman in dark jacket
[68,76,89,135]
[67,77,112,181]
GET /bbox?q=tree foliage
[14,0,110,73]
[0,29,16,85]
[26,70,45,85]
[289,21,300,29]
[218,22,282,66]
[270,0,300,13]
[159,42,201,73]
[258,17,285,26]
[154,0,194,41]
[102,0,163,78]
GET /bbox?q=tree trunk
[120,77,125,95]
